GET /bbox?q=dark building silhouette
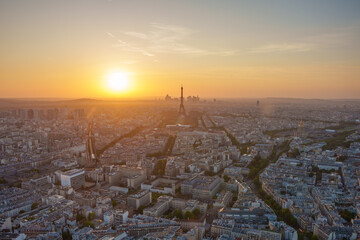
[179,85,186,115]
[165,94,172,101]
[187,95,200,103]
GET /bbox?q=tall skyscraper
[179,85,186,115]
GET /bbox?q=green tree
[311,235,319,240]
[0,178,7,184]
[192,208,201,219]
[31,202,39,210]
[76,213,84,222]
[223,175,230,182]
[152,159,167,176]
[173,209,183,219]
[62,229,72,240]
[112,200,118,207]
[204,170,216,176]
[298,232,304,240]
[288,148,300,158]
[316,172,322,183]
[88,212,96,221]
[305,231,313,239]
[339,209,356,222]
[232,194,238,203]
[184,211,194,220]
[137,205,146,214]
[152,192,162,202]
[82,220,94,229]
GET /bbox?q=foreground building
[127,190,152,210]
[60,169,85,190]
[181,176,222,201]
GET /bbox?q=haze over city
[1,0,360,99]
[1,1,360,240]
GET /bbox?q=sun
[106,71,130,92]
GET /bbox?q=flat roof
[62,169,84,176]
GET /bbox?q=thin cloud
[304,28,359,46]
[106,31,116,38]
[250,23,360,54]
[107,23,236,57]
[123,32,149,39]
[150,22,194,40]
[249,43,314,53]
[110,36,154,57]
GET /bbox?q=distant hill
[59,98,102,104]
[0,98,101,109]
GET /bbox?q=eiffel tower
[179,85,186,115]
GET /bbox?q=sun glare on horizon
[106,71,130,93]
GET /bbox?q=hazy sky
[1,0,360,99]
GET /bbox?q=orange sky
[0,0,359,99]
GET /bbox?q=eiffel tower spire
[179,85,186,115]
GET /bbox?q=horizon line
[1,96,360,101]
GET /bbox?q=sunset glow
[106,71,130,93]
[0,0,359,99]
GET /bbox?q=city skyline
[2,2,360,239]
[1,0,360,99]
